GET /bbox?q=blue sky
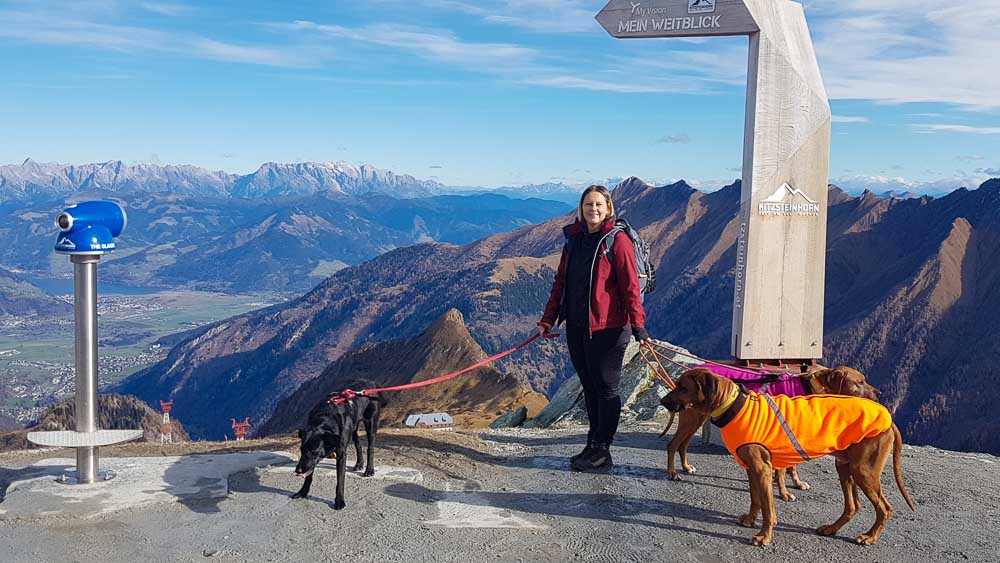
[1,0,998,194]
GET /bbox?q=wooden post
[596,0,831,361]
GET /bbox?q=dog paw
[333,498,346,510]
[795,480,811,491]
[667,470,682,481]
[352,464,365,472]
[363,468,375,477]
[750,534,771,547]
[682,465,696,475]
[738,514,757,528]
[816,524,838,537]
[855,534,878,545]
[779,492,797,502]
[290,492,307,500]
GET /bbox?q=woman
[538,185,651,472]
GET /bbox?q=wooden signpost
[597,0,831,362]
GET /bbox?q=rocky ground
[0,423,996,563]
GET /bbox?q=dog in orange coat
[661,368,914,546]
[661,366,880,502]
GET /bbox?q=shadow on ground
[384,482,820,543]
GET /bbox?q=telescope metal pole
[72,254,100,484]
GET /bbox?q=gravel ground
[0,424,996,563]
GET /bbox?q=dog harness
[712,391,893,469]
[696,363,809,398]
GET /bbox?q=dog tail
[658,411,676,439]
[891,423,916,511]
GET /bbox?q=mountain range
[0,180,569,293]
[112,175,1000,454]
[0,159,446,202]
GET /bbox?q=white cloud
[140,2,192,16]
[808,0,1000,109]
[0,9,314,67]
[832,115,869,123]
[655,134,690,144]
[912,124,1000,135]
[403,0,597,33]
[0,10,171,51]
[286,21,537,69]
[520,75,679,93]
[191,38,310,67]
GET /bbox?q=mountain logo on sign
[763,182,818,205]
[56,236,76,250]
[758,183,821,216]
[688,0,716,14]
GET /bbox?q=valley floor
[0,423,996,563]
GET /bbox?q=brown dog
[661,369,914,546]
[661,366,879,502]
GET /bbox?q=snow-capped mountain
[230,161,445,199]
[0,159,446,202]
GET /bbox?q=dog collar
[710,390,747,428]
[709,384,739,418]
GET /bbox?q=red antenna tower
[231,417,251,441]
[160,400,174,444]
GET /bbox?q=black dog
[291,380,385,510]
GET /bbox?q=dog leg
[774,469,795,502]
[738,467,761,528]
[291,473,313,500]
[851,433,894,545]
[666,410,703,480]
[678,416,705,475]
[351,429,364,472]
[816,460,858,536]
[363,411,377,478]
[333,445,347,510]
[788,465,810,491]
[738,444,776,546]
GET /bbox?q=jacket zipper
[587,229,615,339]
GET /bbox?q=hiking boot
[571,443,613,472]
[570,441,595,464]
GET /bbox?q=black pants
[566,324,631,446]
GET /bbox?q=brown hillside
[258,309,547,434]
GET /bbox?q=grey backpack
[603,218,656,298]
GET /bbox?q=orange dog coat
[716,393,893,469]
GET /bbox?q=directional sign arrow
[595,0,758,39]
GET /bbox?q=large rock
[490,406,528,429]
[524,339,701,428]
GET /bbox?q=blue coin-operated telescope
[54,200,127,255]
[29,199,142,484]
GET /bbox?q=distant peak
[435,308,466,326]
[980,178,1000,191]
